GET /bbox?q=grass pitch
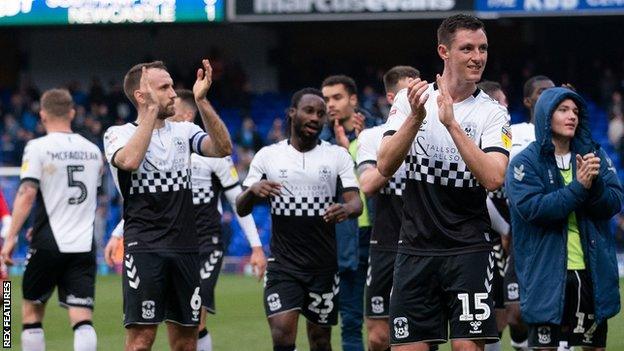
[4,274,624,350]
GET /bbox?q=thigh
[389,253,446,345]
[58,250,96,310]
[302,271,340,326]
[165,252,202,326]
[365,249,395,318]
[264,267,305,318]
[22,248,61,304]
[564,270,607,348]
[122,252,167,327]
[199,245,225,314]
[444,250,498,342]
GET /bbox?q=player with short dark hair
[378,14,510,351]
[236,87,362,351]
[358,65,419,351]
[1,88,103,351]
[103,59,232,350]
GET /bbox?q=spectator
[265,117,286,144]
[235,117,264,152]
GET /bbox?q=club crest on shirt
[173,137,186,153]
[318,166,331,182]
[462,121,478,140]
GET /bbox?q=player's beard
[157,105,175,120]
[292,118,320,142]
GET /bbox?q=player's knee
[506,307,523,326]
[171,338,196,351]
[309,337,332,351]
[126,327,157,351]
[22,301,45,323]
[270,324,296,345]
[451,339,483,351]
[308,327,331,351]
[368,329,390,351]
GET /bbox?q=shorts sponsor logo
[267,293,282,312]
[371,296,384,314]
[507,283,519,300]
[469,321,483,334]
[141,300,155,320]
[538,326,551,344]
[190,287,201,322]
[125,254,140,289]
[200,250,223,280]
[66,295,94,307]
[393,317,409,339]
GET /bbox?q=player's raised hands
[406,77,429,124]
[138,66,157,110]
[193,59,213,101]
[334,119,350,149]
[323,203,349,223]
[436,74,455,128]
[576,153,601,189]
[250,180,282,199]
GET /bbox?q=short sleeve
[242,147,268,188]
[20,141,43,182]
[481,108,511,157]
[187,122,209,156]
[336,146,359,191]
[356,128,378,168]
[103,127,128,167]
[383,88,411,136]
[215,156,240,190]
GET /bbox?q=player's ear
[438,44,449,60]
[134,90,143,105]
[523,97,532,110]
[39,109,48,123]
[68,108,76,122]
[287,107,296,119]
[349,94,358,107]
[386,92,395,105]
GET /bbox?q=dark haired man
[358,65,419,351]
[103,59,232,350]
[237,87,362,351]
[379,14,511,351]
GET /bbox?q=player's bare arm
[323,189,362,223]
[0,180,38,266]
[358,163,390,197]
[436,75,508,191]
[113,66,159,171]
[378,78,429,177]
[235,180,282,217]
[194,59,233,157]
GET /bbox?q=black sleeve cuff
[356,160,377,169]
[342,187,360,193]
[383,130,396,137]
[483,147,510,157]
[20,177,40,185]
[222,182,241,191]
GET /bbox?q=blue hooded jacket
[505,87,622,325]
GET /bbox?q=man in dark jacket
[506,87,622,350]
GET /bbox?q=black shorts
[492,244,506,309]
[264,265,340,326]
[199,244,225,313]
[22,248,96,309]
[365,249,396,318]
[123,252,201,327]
[389,251,499,345]
[504,252,520,304]
[528,270,607,349]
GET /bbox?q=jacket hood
[534,87,597,156]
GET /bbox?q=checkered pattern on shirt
[270,196,336,216]
[488,187,506,200]
[405,155,477,188]
[380,176,406,196]
[192,185,215,205]
[129,169,191,194]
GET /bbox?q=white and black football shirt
[242,139,359,274]
[20,132,103,253]
[191,154,239,249]
[384,84,511,255]
[103,120,208,253]
[356,125,406,253]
